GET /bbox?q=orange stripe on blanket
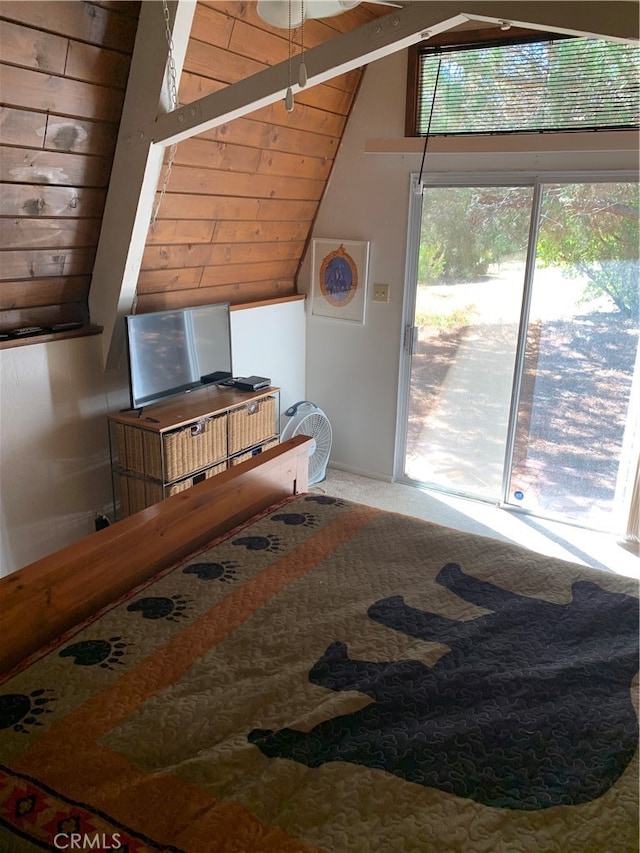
[3,750,326,853]
[10,504,378,852]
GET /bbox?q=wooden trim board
[0,436,312,674]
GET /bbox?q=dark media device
[234,376,271,392]
[125,303,233,410]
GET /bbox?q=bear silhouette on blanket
[248,562,639,809]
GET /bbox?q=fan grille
[292,412,331,481]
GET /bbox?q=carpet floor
[313,467,639,579]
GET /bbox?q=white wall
[0,300,305,576]
[301,48,639,481]
[300,50,411,480]
[0,335,125,576]
[230,298,306,417]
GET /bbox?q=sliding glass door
[399,174,639,532]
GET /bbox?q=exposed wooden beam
[463,0,639,41]
[92,0,638,368]
[89,0,196,369]
[148,1,638,148]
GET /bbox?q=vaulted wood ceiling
[0,0,390,344]
[2,1,635,347]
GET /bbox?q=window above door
[406,35,640,138]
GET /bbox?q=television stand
[108,386,280,517]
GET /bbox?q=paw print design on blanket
[59,637,130,669]
[0,689,56,733]
[183,561,238,582]
[249,563,639,809]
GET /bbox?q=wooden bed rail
[0,436,312,674]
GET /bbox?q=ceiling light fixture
[257,0,400,29]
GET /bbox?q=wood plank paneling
[1,147,113,188]
[153,193,317,223]
[212,219,310,243]
[0,276,91,309]
[255,197,318,221]
[148,217,313,250]
[2,0,381,335]
[0,18,68,73]
[184,39,263,84]
[1,64,125,121]
[65,40,132,89]
[190,3,234,49]
[91,1,140,18]
[0,1,139,339]
[44,117,118,157]
[0,303,88,333]
[178,71,226,105]
[152,193,262,222]
[200,116,339,159]
[1,247,97,280]
[136,267,204,293]
[255,149,331,181]
[141,1,384,309]
[164,164,325,200]
[146,219,216,245]
[227,18,294,67]
[293,82,356,115]
[0,107,46,148]
[0,107,118,156]
[173,137,263,173]
[202,0,367,88]
[141,240,305,272]
[0,2,137,52]
[139,261,298,296]
[250,100,348,137]
[0,218,102,250]
[173,137,330,180]
[135,278,296,313]
[0,184,107,217]
[198,258,299,288]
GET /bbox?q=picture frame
[311,238,370,323]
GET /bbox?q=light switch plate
[373,283,390,303]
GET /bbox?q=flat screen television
[125,303,233,410]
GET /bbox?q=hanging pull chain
[299,0,307,88]
[284,1,306,111]
[151,0,179,228]
[285,0,295,111]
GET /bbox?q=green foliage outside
[418,185,532,282]
[419,39,639,135]
[415,304,477,332]
[416,38,639,321]
[536,183,639,322]
[418,183,639,322]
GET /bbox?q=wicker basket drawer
[230,438,279,467]
[114,423,145,475]
[115,415,227,482]
[118,461,227,516]
[160,414,227,481]
[228,396,276,455]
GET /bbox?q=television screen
[125,303,233,409]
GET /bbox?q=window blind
[416,38,639,136]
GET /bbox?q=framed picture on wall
[311,238,370,323]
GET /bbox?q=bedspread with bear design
[0,495,637,852]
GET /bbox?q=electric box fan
[280,401,332,486]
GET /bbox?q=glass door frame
[394,169,639,528]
